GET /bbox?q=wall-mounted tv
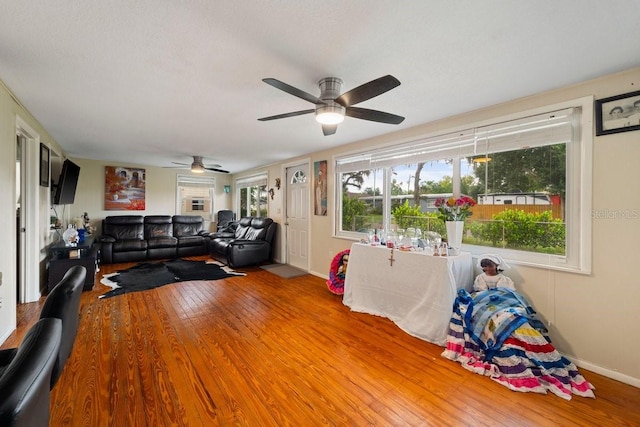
[53,159,81,205]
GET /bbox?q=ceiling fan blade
[262,78,326,105]
[322,124,337,136]
[204,167,229,173]
[171,161,190,166]
[335,75,401,107]
[345,107,405,124]
[258,109,314,121]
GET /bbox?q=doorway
[15,136,25,302]
[285,163,309,271]
[16,117,42,304]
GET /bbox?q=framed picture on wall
[39,143,50,187]
[104,165,146,210]
[314,160,327,216]
[595,90,640,136]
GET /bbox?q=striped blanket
[441,288,595,400]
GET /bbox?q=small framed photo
[595,90,640,136]
[39,143,50,187]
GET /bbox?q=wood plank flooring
[3,256,639,426]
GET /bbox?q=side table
[48,237,100,292]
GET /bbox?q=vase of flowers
[435,196,476,252]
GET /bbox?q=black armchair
[0,318,62,427]
[0,266,85,391]
[39,265,86,388]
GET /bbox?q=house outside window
[335,98,593,273]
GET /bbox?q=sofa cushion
[144,215,173,239]
[234,217,253,239]
[173,215,205,237]
[176,235,205,247]
[112,239,148,252]
[104,215,144,240]
[244,217,274,241]
[146,236,178,249]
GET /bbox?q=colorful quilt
[441,288,595,400]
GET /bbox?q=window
[177,174,215,228]
[236,173,268,218]
[335,98,593,273]
[190,198,205,211]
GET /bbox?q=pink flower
[435,195,476,222]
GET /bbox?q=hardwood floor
[3,256,639,426]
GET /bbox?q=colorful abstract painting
[105,166,146,210]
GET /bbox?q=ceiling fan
[167,156,229,174]
[258,75,405,136]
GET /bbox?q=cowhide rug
[99,259,245,299]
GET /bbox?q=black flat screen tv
[53,159,81,205]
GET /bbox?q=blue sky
[359,160,476,193]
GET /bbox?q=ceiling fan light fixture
[191,163,205,173]
[315,104,345,125]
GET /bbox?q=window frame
[235,172,268,218]
[334,97,593,274]
[176,174,216,225]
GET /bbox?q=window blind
[336,107,577,171]
[236,174,267,189]
[177,174,216,188]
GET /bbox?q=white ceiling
[1,1,639,174]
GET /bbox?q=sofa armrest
[210,231,235,239]
[98,236,116,243]
[229,239,270,247]
[227,240,271,268]
[99,240,114,264]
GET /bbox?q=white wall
[0,79,63,341]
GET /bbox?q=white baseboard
[566,355,640,388]
[0,327,14,345]
[310,270,328,280]
[302,270,640,389]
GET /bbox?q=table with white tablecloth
[343,243,473,346]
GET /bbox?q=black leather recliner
[0,318,62,427]
[38,265,86,388]
[210,217,276,268]
[0,266,85,391]
[99,215,147,263]
[172,215,210,257]
[144,215,177,259]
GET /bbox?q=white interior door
[285,164,309,270]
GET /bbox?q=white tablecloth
[343,243,473,346]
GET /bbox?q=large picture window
[335,98,593,273]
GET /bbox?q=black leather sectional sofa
[98,215,210,264]
[210,217,276,268]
